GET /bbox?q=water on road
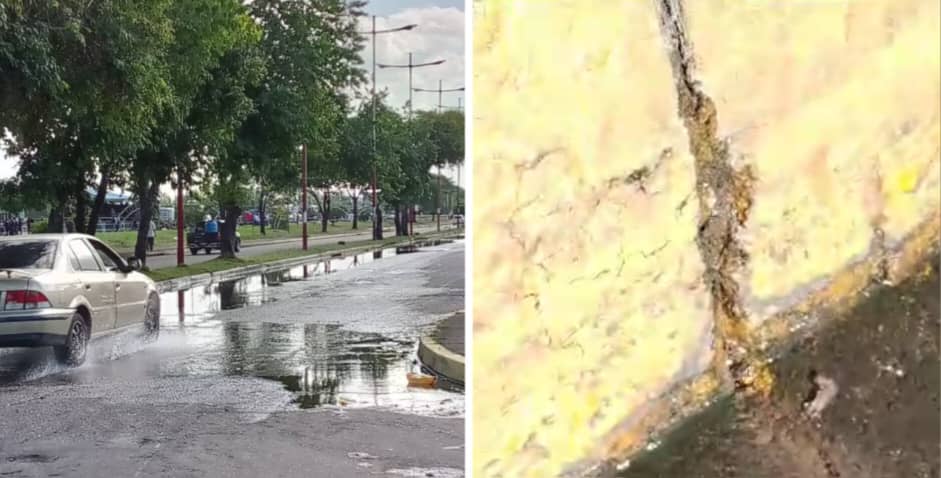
[0,240,465,419]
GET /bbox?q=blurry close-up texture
[472,0,940,477]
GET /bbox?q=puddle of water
[163,239,456,317]
[385,467,464,478]
[156,321,462,417]
[0,239,463,419]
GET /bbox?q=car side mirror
[126,257,142,272]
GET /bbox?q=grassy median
[143,231,457,282]
[101,216,442,252]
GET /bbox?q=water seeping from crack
[655,0,765,394]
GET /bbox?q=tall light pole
[176,166,184,266]
[378,53,446,237]
[413,81,464,231]
[301,144,308,250]
[362,16,417,241]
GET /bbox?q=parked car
[186,220,241,255]
[0,234,160,366]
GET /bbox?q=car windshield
[0,240,58,269]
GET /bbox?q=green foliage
[234,0,366,197]
[414,110,465,166]
[31,221,48,234]
[0,0,450,249]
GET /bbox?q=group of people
[0,217,30,236]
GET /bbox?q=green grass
[102,217,449,252]
[99,222,361,252]
[142,233,454,283]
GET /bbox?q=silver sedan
[0,234,160,366]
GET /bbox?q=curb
[418,335,465,386]
[154,231,463,293]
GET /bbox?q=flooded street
[0,240,465,478]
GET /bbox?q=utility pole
[378,53,446,238]
[301,144,308,250]
[363,17,417,241]
[377,53,445,120]
[176,166,184,267]
[371,15,378,241]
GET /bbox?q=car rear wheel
[54,314,88,367]
[142,294,160,342]
[205,247,212,254]
[190,248,198,255]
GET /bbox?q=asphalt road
[0,240,465,478]
[145,224,453,269]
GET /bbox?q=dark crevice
[655,0,758,392]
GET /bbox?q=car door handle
[115,284,121,291]
[84,284,92,291]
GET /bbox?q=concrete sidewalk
[433,312,465,357]
[418,312,466,386]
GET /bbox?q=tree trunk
[48,208,63,234]
[393,202,405,237]
[402,204,412,236]
[351,195,358,230]
[220,205,241,258]
[134,181,159,266]
[258,184,266,235]
[311,190,324,233]
[373,204,382,240]
[321,192,330,233]
[87,170,110,235]
[73,182,88,234]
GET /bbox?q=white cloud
[0,6,467,187]
[360,6,465,114]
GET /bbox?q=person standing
[204,214,219,240]
[147,219,156,252]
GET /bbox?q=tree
[413,110,464,224]
[339,103,375,230]
[129,0,265,265]
[1,1,176,234]
[221,0,366,257]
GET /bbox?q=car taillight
[4,290,52,310]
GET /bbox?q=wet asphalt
[0,240,465,478]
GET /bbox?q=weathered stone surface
[473,3,712,477]
[472,0,940,476]
[683,0,941,323]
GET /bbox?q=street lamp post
[176,166,184,266]
[377,53,445,120]
[412,81,464,232]
[301,144,308,250]
[377,53,446,237]
[362,16,417,241]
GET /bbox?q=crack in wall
[654,0,762,393]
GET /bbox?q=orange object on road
[407,372,437,388]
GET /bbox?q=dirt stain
[621,255,940,478]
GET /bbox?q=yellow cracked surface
[685,0,941,320]
[472,0,940,476]
[473,2,712,477]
